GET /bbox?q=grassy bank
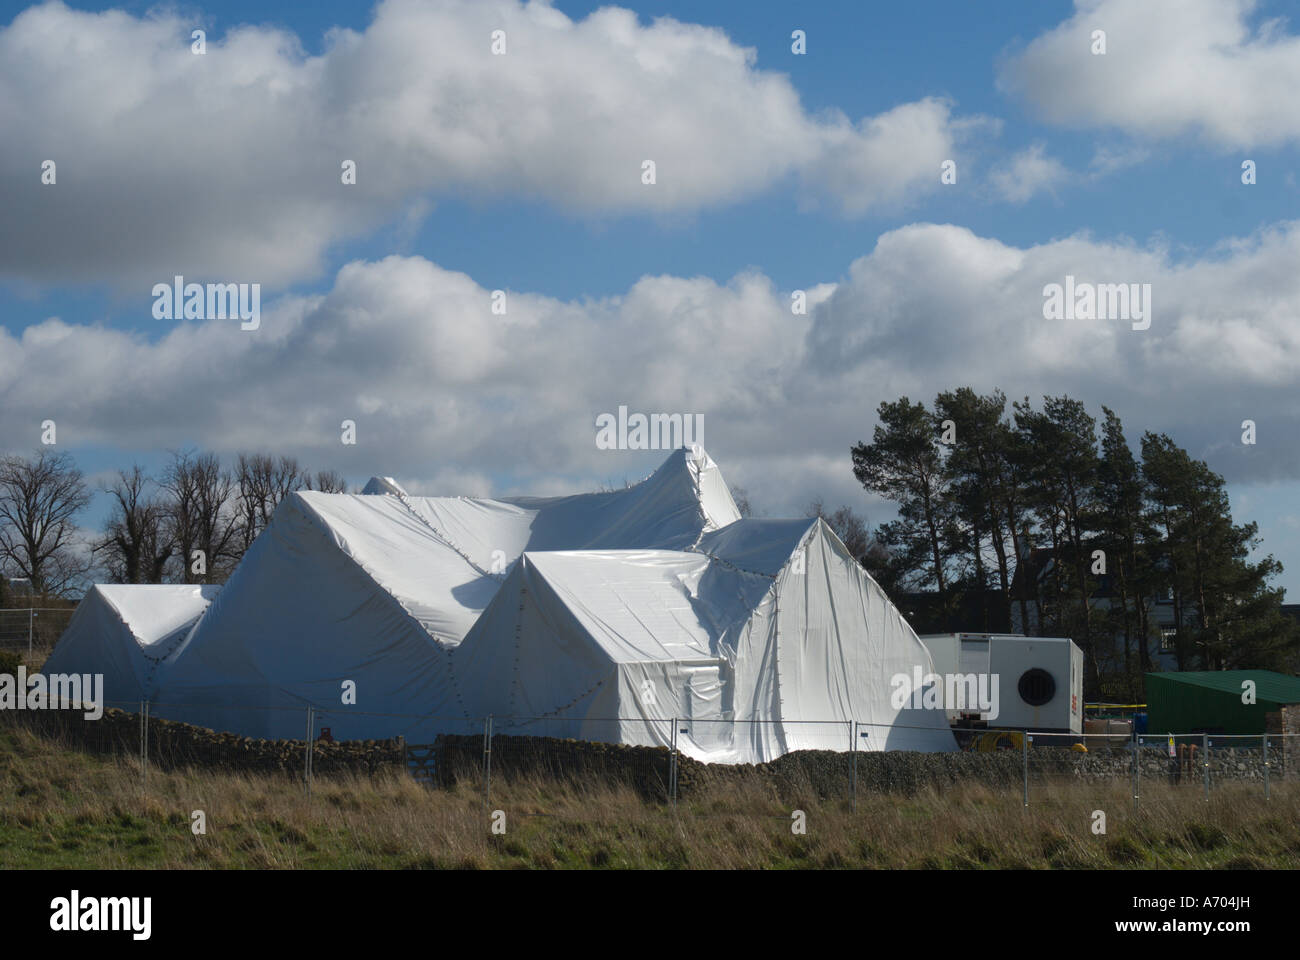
[2,723,1298,869]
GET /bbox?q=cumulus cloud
[0,0,985,290]
[803,99,991,216]
[998,0,1300,148]
[989,143,1068,203]
[3,221,1300,516]
[808,222,1300,484]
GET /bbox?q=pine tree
[934,388,1023,632]
[1014,396,1101,692]
[851,398,959,627]
[1141,433,1297,671]
[1093,408,1157,693]
[853,391,1296,686]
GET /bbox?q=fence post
[1021,732,1029,808]
[140,700,150,788]
[484,714,493,812]
[850,721,858,812]
[303,706,313,797]
[28,608,33,658]
[1202,733,1210,801]
[1263,734,1270,800]
[665,720,672,805]
[670,717,678,808]
[1131,732,1139,811]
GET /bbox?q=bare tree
[729,484,754,518]
[235,453,307,550]
[306,470,348,494]
[235,453,268,552]
[94,466,172,583]
[161,450,239,583]
[807,497,874,566]
[0,450,92,596]
[269,455,307,504]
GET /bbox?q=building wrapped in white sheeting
[42,584,220,707]
[48,447,955,760]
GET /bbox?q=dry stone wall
[9,707,1294,794]
[10,706,403,775]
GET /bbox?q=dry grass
[1,722,1298,869]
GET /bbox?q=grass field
[2,722,1299,869]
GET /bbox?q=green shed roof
[1146,670,1300,704]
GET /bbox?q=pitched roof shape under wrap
[51,447,955,760]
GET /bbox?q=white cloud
[803,99,992,216]
[4,221,1300,517]
[0,0,985,290]
[998,0,1300,148]
[1088,143,1151,176]
[990,143,1068,203]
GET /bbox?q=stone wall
[10,706,1296,794]
[435,733,675,797]
[1270,704,1300,781]
[436,734,1029,799]
[438,736,1291,798]
[8,706,403,776]
[1031,744,1286,785]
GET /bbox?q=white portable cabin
[918,633,1083,733]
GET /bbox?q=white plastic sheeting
[452,548,775,758]
[53,447,955,759]
[360,476,409,497]
[146,447,743,739]
[42,585,220,706]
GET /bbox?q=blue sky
[5,0,1293,309]
[1,0,1298,593]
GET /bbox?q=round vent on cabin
[1017,668,1056,706]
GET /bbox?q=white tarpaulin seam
[391,493,508,584]
[685,545,780,581]
[440,643,473,719]
[139,613,210,665]
[508,587,526,715]
[97,587,214,664]
[682,524,814,647]
[296,494,465,648]
[504,676,607,726]
[689,517,820,579]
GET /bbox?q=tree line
[2,397,1295,698]
[849,388,1297,697]
[0,450,347,601]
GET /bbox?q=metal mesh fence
[1024,731,1296,808]
[3,698,1297,814]
[0,607,76,659]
